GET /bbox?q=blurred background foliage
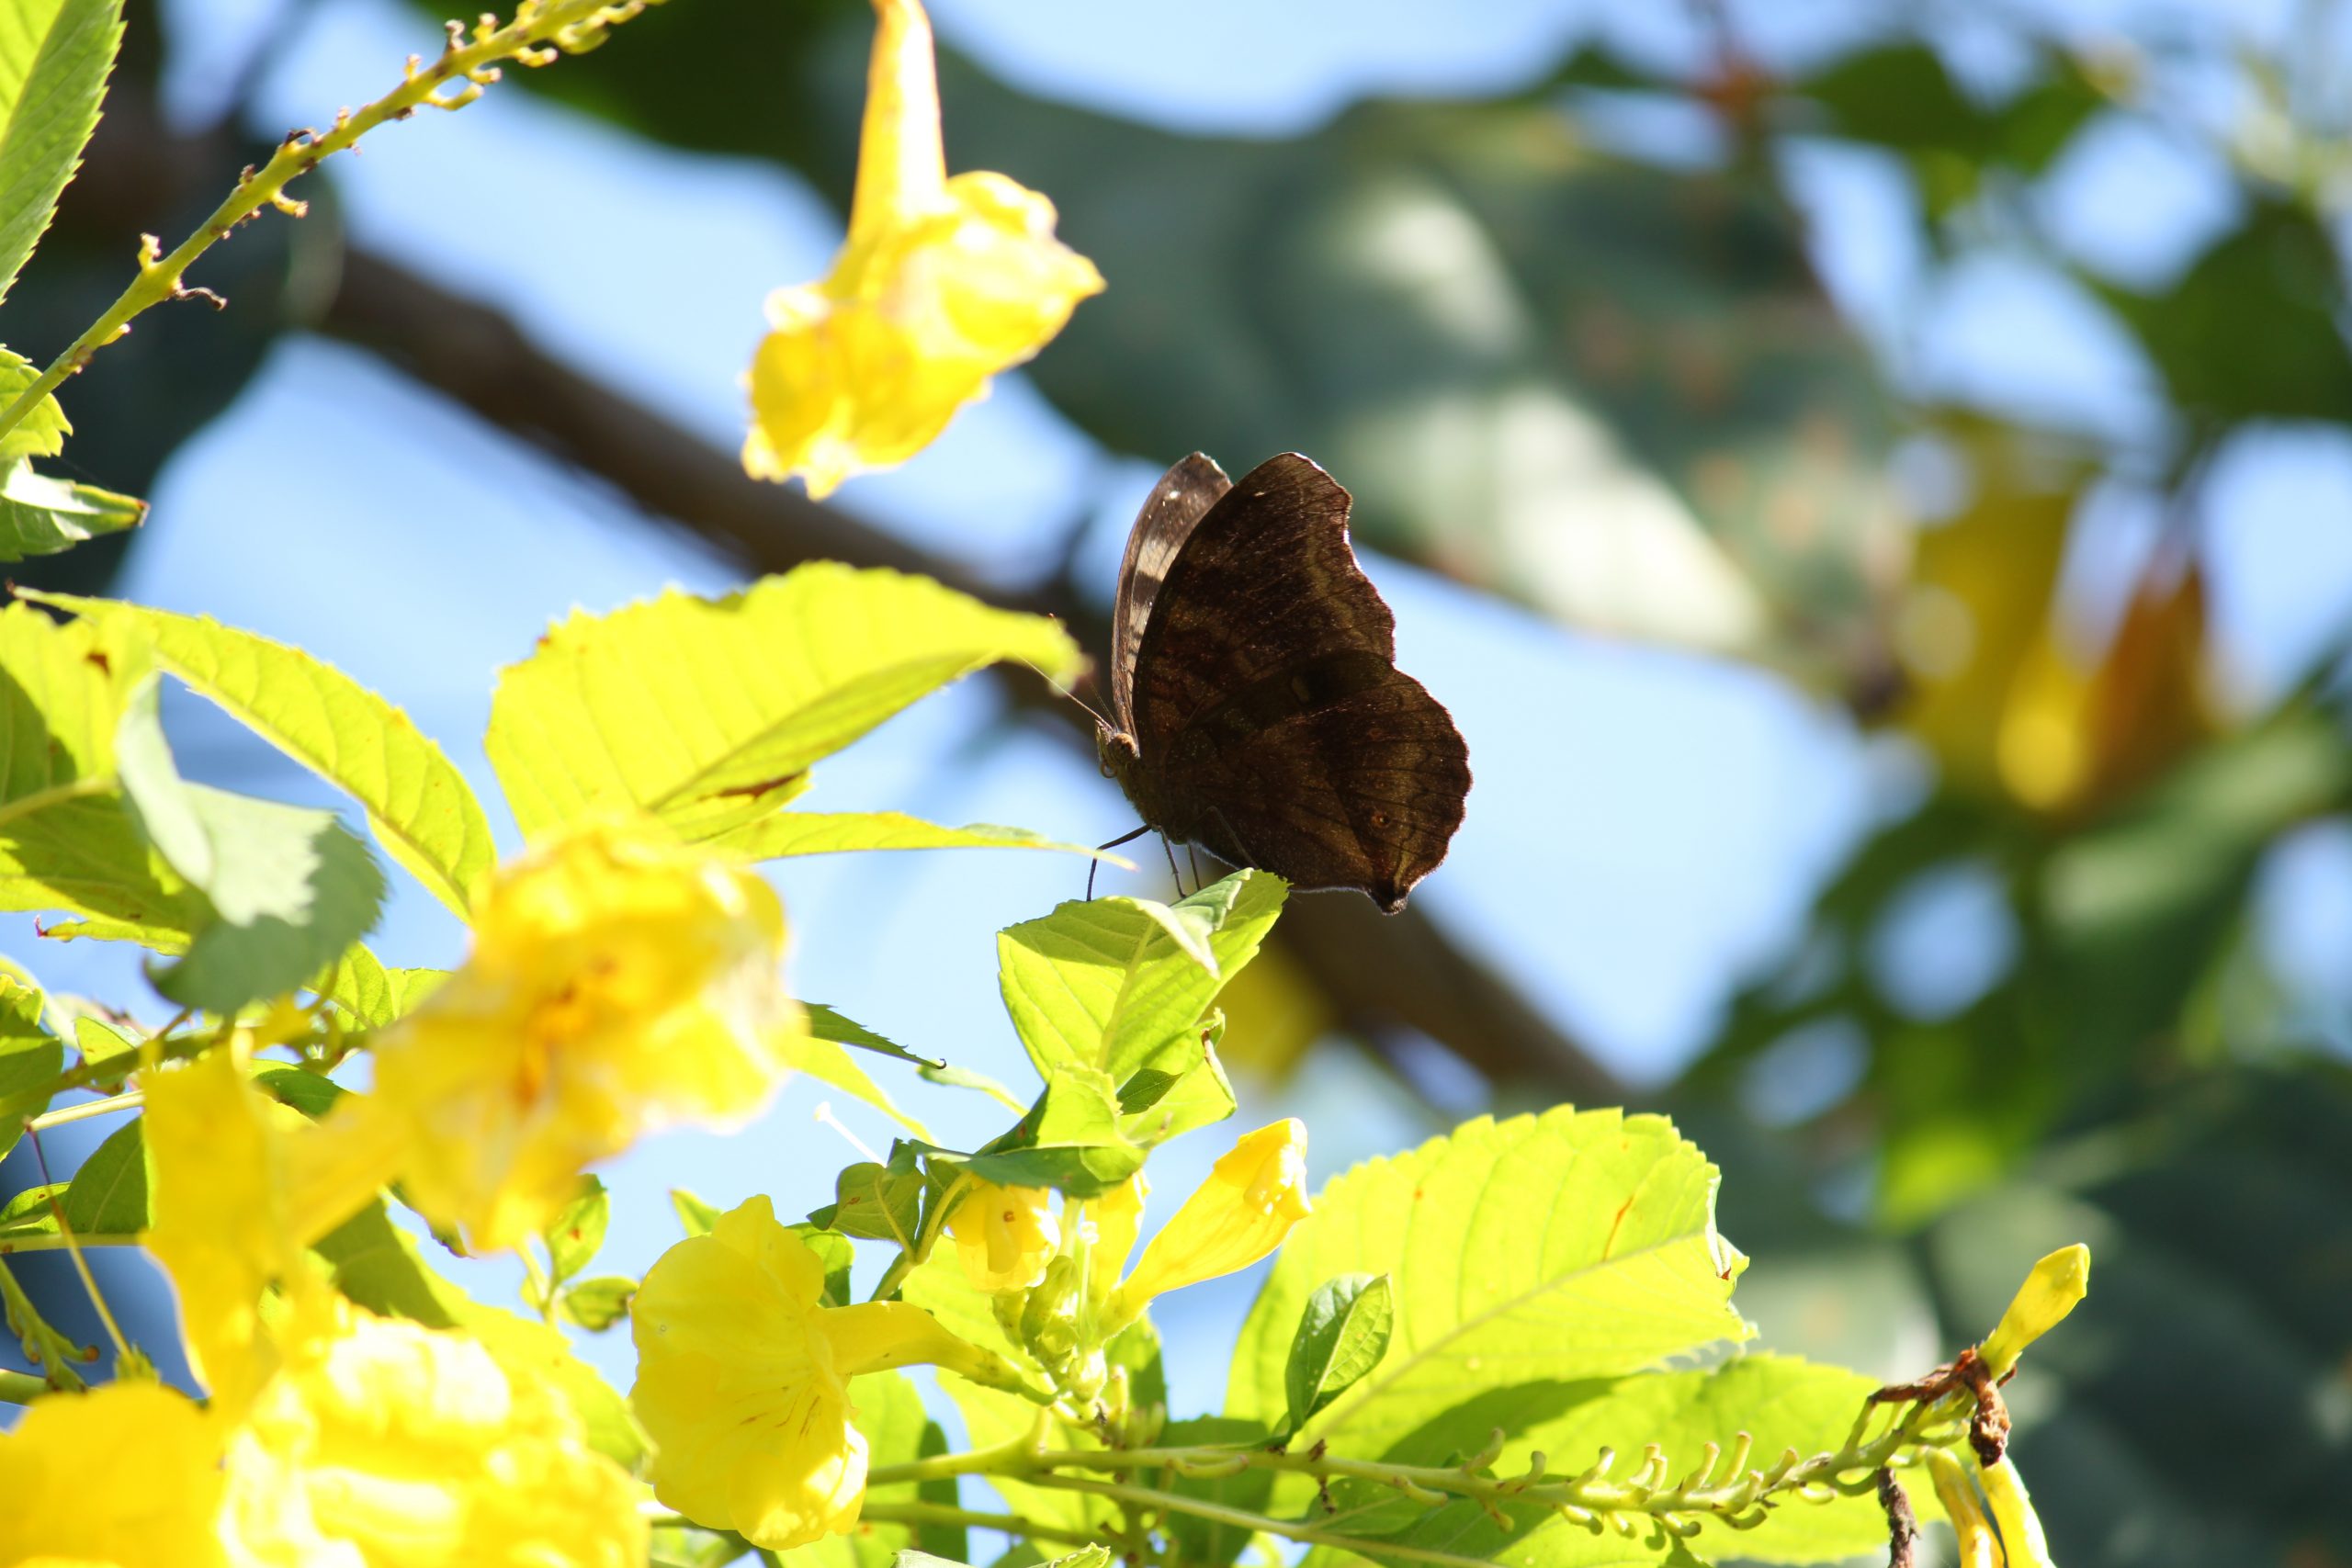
[10,0,2352,1562]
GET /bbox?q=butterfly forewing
[1111,451,1470,912]
[1110,453,1231,733]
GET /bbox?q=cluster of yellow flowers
[0,819,804,1562]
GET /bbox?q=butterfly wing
[1111,453,1232,734]
[1127,453,1470,912]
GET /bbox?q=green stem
[27,1089,141,1131]
[1024,1473,1491,1568]
[0,1232,143,1253]
[857,1500,1102,1548]
[0,0,663,447]
[0,1367,49,1404]
[0,1256,88,1391]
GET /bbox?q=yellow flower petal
[741,0,1101,497]
[1923,1449,2001,1568]
[1980,1245,2090,1379]
[141,1044,389,1411]
[345,819,799,1252]
[1113,1120,1311,1318]
[1978,1456,2055,1567]
[0,1382,228,1567]
[947,1177,1060,1292]
[226,1291,643,1568]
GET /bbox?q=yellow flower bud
[1111,1121,1311,1319]
[1978,1455,2056,1567]
[1923,1449,2001,1568]
[741,0,1102,497]
[947,1177,1061,1292]
[1980,1245,2090,1379]
[1080,1172,1148,1303]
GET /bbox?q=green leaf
[782,1024,930,1140]
[826,1151,925,1247]
[68,1015,131,1078]
[58,1115,142,1234]
[0,974,59,1156]
[558,1273,638,1332]
[313,1196,647,1470]
[791,1222,855,1307]
[964,1063,1144,1198]
[716,811,1120,862]
[252,1065,344,1121]
[1283,1273,1394,1436]
[0,457,141,559]
[115,680,388,1014]
[0,0,120,307]
[807,1002,939,1067]
[0,348,66,460]
[917,1060,1027,1111]
[1311,1357,1883,1568]
[22,592,499,918]
[1228,1108,1749,1471]
[483,565,1082,844]
[543,1176,609,1284]
[312,947,445,1030]
[649,1522,751,1568]
[996,870,1283,1097]
[671,1187,722,1238]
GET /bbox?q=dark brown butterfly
[1095,452,1471,914]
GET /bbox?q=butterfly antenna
[1062,667,1114,731]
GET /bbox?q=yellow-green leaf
[1230,1107,1750,1474]
[483,565,1082,844]
[21,592,496,919]
[0,0,122,308]
[713,810,1124,862]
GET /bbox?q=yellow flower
[1080,1172,1147,1304]
[221,1289,645,1568]
[1976,1455,2055,1567]
[141,1043,389,1412]
[947,1177,1061,1292]
[741,0,1102,497]
[0,1382,229,1568]
[1923,1449,2000,1568]
[1109,1121,1310,1324]
[631,1196,1020,1550]
[1980,1245,2090,1379]
[337,818,801,1252]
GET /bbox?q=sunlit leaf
[23,592,496,918]
[1229,1107,1749,1472]
[484,565,1081,844]
[0,974,58,1157]
[0,0,120,307]
[715,810,1122,863]
[0,457,141,560]
[996,870,1283,1093]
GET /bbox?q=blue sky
[7,0,2350,1433]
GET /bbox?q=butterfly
[1095,451,1471,914]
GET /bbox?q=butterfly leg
[1089,824,1153,900]
[1161,833,1187,898]
[1187,840,1204,891]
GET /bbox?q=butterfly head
[1094,723,1140,781]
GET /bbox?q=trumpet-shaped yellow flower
[1977,1455,2055,1568]
[741,0,1102,497]
[632,1196,1023,1550]
[223,1290,645,1568]
[1923,1449,2001,1568]
[0,1382,229,1568]
[1110,1121,1310,1325]
[1980,1245,2090,1379]
[947,1177,1061,1292]
[337,819,801,1252]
